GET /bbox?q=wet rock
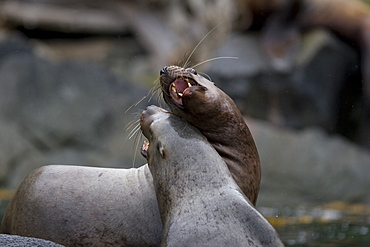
[247,118,370,208]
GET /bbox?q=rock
[206,30,367,147]
[0,33,148,188]
[0,0,237,67]
[247,118,370,208]
[0,234,64,247]
[0,119,42,185]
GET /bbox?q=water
[278,222,369,247]
[1,198,369,246]
[262,202,370,246]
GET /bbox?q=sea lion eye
[186,68,197,75]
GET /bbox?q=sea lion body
[2,65,261,246]
[141,105,283,247]
[1,165,162,246]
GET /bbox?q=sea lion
[140,105,283,247]
[159,65,260,205]
[1,65,260,246]
[1,164,162,246]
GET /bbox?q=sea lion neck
[140,106,241,215]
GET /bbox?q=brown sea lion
[140,105,283,247]
[159,65,261,205]
[1,65,260,246]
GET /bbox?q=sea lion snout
[160,65,210,109]
[140,106,171,163]
[140,105,159,139]
[160,66,168,76]
[140,105,167,139]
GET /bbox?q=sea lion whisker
[126,121,141,139]
[182,22,225,68]
[125,91,151,114]
[151,78,161,90]
[132,127,144,167]
[198,72,212,81]
[121,117,140,153]
[128,122,142,140]
[155,92,165,108]
[125,77,161,114]
[125,116,141,131]
[159,83,170,98]
[148,86,161,103]
[147,78,165,106]
[191,56,239,69]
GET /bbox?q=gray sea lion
[140,105,283,247]
[1,65,260,246]
[1,164,162,246]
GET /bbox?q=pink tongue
[174,79,188,93]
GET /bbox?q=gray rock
[0,119,41,184]
[0,33,148,188]
[0,234,64,247]
[207,30,366,146]
[247,118,370,208]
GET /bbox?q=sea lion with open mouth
[159,65,261,205]
[140,105,282,247]
[1,65,261,246]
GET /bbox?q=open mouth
[169,77,196,105]
[141,140,149,159]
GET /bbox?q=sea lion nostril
[160,66,168,76]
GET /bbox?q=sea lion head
[139,105,169,145]
[140,104,215,203]
[159,65,239,130]
[140,105,206,166]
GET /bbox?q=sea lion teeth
[141,141,149,158]
[187,82,192,87]
[171,85,177,93]
[177,92,183,97]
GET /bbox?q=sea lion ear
[157,141,166,159]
